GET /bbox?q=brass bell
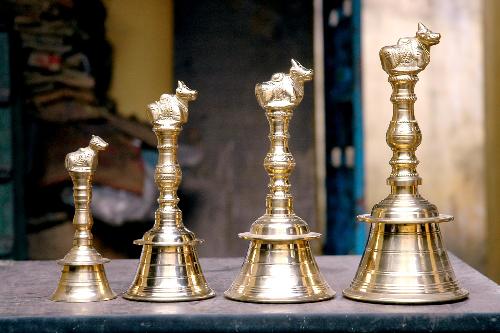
[343,23,468,304]
[123,82,215,302]
[225,59,335,303]
[51,135,116,302]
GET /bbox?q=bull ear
[418,22,427,32]
[291,59,299,68]
[177,80,185,89]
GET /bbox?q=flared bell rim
[50,293,117,303]
[56,257,110,265]
[123,288,215,302]
[224,289,335,304]
[357,213,453,224]
[133,238,202,246]
[224,274,336,304]
[342,287,468,304]
[238,231,321,241]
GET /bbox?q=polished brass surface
[225,59,335,303]
[343,23,468,304]
[51,135,116,302]
[124,81,215,302]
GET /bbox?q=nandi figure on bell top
[380,22,441,75]
[256,58,313,109]
[147,80,197,128]
[65,135,108,172]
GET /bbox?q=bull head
[89,135,108,151]
[176,81,198,102]
[290,59,313,82]
[416,22,440,46]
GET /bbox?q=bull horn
[418,22,427,32]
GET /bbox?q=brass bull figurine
[147,81,197,128]
[380,23,440,75]
[65,135,108,173]
[256,59,313,109]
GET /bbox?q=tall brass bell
[123,82,215,302]
[343,23,468,304]
[51,135,116,302]
[225,59,335,303]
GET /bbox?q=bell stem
[154,126,183,229]
[70,171,93,247]
[264,108,295,215]
[386,74,422,195]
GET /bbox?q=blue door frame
[322,0,366,254]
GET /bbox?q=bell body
[51,264,115,302]
[225,239,333,303]
[226,60,334,303]
[124,244,214,302]
[343,223,468,303]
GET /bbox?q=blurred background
[0,0,498,283]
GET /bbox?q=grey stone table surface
[0,255,498,333]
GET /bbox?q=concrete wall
[362,0,485,270]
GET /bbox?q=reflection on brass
[225,60,335,303]
[343,23,468,304]
[51,136,116,302]
[123,81,215,302]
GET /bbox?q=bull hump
[397,37,412,45]
[70,149,94,166]
[77,153,91,164]
[256,71,310,108]
[157,96,185,121]
[389,39,418,62]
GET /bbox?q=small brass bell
[343,23,468,304]
[51,135,116,302]
[123,82,215,302]
[225,59,335,303]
